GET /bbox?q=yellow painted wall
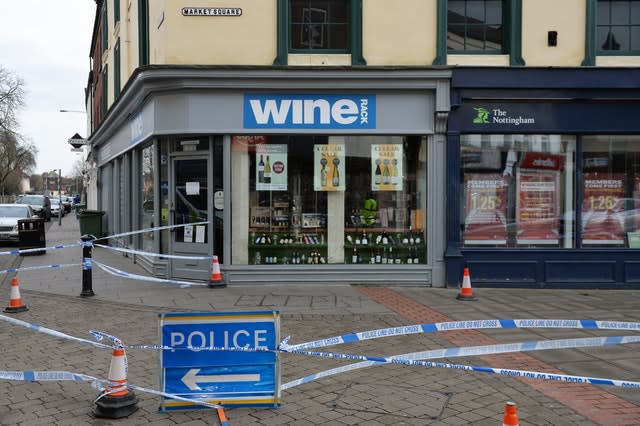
[153,0,276,65]
[522,0,585,66]
[363,0,437,65]
[447,55,509,66]
[597,56,640,66]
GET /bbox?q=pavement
[1,213,640,425]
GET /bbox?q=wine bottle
[264,155,272,184]
[383,159,390,185]
[413,249,419,264]
[258,154,265,183]
[320,163,327,187]
[332,162,340,187]
[352,248,358,264]
[374,159,382,185]
[361,232,368,245]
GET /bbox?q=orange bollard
[456,267,477,301]
[4,277,28,313]
[503,401,520,426]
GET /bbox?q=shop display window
[231,135,427,265]
[140,144,155,252]
[460,135,576,248]
[582,136,640,248]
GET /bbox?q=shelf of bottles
[344,229,424,264]
[249,232,327,265]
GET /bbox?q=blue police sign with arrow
[158,311,280,411]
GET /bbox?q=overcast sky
[0,0,96,177]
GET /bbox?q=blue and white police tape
[91,259,210,288]
[94,243,212,260]
[284,318,640,351]
[91,221,209,242]
[0,262,81,276]
[0,242,81,257]
[0,314,113,350]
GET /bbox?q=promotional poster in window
[463,173,508,245]
[256,144,288,191]
[582,173,625,245]
[313,144,345,191]
[371,144,403,191]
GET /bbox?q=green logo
[473,107,490,124]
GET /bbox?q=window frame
[596,0,640,56]
[114,38,121,98]
[274,0,365,65]
[101,3,108,53]
[434,0,523,65]
[113,0,120,25]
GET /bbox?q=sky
[0,0,96,178]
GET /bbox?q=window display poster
[582,173,625,245]
[256,144,288,191]
[313,144,345,191]
[463,173,508,244]
[516,170,560,245]
[371,144,403,191]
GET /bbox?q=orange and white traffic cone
[208,255,226,288]
[456,267,477,301]
[4,277,28,313]
[93,346,138,419]
[503,401,519,426]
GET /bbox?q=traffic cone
[93,346,138,419]
[456,267,477,301]
[503,401,519,426]
[208,255,226,288]
[4,277,28,313]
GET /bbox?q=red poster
[516,170,560,245]
[463,174,508,245]
[582,173,625,245]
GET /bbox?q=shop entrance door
[170,157,211,280]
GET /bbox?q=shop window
[231,135,427,265]
[448,0,505,52]
[582,136,640,247]
[596,0,640,53]
[140,144,155,252]
[460,135,576,248]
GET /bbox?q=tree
[0,66,25,134]
[0,130,37,197]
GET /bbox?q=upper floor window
[290,0,350,52]
[597,0,640,53]
[448,0,504,52]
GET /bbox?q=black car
[15,194,51,221]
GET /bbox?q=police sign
[159,311,280,411]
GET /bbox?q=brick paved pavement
[0,213,638,425]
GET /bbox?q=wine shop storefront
[446,67,640,289]
[89,67,451,285]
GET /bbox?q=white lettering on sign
[170,330,269,351]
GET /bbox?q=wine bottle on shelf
[407,249,413,264]
[382,232,389,245]
[413,249,419,264]
[414,232,422,245]
[375,249,381,264]
[381,247,387,264]
[388,247,394,264]
[260,233,267,244]
[346,234,353,244]
[409,228,415,245]
[361,231,368,245]
[352,248,358,264]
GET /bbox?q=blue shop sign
[158,311,280,411]
[244,93,376,129]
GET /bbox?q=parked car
[15,194,51,221]
[60,196,72,213]
[50,198,65,218]
[0,204,34,242]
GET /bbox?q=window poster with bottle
[371,144,403,191]
[463,173,508,245]
[582,173,625,245]
[516,169,560,245]
[256,144,288,191]
[313,144,345,191]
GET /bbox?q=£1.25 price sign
[158,311,280,411]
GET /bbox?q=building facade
[86,0,640,287]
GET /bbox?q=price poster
[371,144,403,191]
[256,144,288,191]
[582,173,625,245]
[463,173,508,245]
[313,144,345,191]
[516,169,560,245]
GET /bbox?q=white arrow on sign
[181,368,261,391]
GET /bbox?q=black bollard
[80,234,95,297]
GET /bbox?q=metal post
[58,169,62,226]
[80,234,95,297]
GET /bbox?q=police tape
[0,262,81,276]
[94,243,212,260]
[280,335,640,389]
[284,318,640,351]
[91,221,209,243]
[0,243,81,257]
[91,259,210,288]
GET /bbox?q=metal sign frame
[158,311,281,411]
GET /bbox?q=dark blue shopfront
[446,68,640,289]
